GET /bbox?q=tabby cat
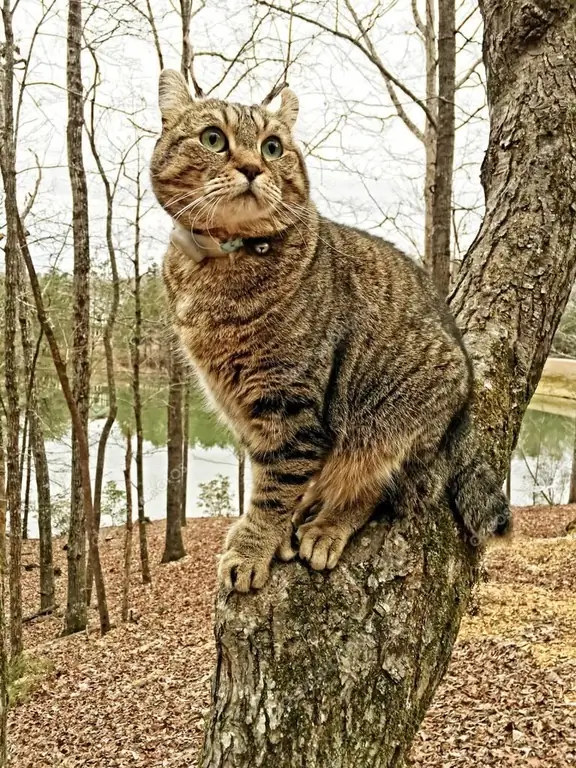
[151,69,510,593]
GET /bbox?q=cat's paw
[218,517,295,592]
[297,519,352,571]
[219,548,273,592]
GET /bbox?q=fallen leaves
[9,506,576,767]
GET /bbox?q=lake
[23,367,576,536]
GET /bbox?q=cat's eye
[200,127,228,153]
[261,136,283,160]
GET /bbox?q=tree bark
[65,0,90,634]
[422,0,437,272]
[238,449,245,516]
[201,2,576,764]
[19,289,54,609]
[0,416,5,563]
[65,0,110,635]
[85,65,120,606]
[569,423,576,504]
[181,381,190,526]
[22,435,32,541]
[122,431,133,623]
[162,338,186,563]
[430,0,455,297]
[1,0,23,660]
[131,170,152,584]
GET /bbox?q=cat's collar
[170,223,270,264]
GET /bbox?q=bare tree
[201,0,576,763]
[0,415,5,558]
[84,45,124,606]
[237,448,246,516]
[0,543,7,766]
[65,0,92,634]
[569,425,576,505]
[162,337,186,564]
[129,165,152,584]
[430,0,455,295]
[19,286,54,609]
[181,381,190,526]
[121,430,133,622]
[1,0,23,659]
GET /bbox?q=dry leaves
[10,507,576,767]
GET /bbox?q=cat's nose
[237,165,262,182]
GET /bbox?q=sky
[2,0,488,275]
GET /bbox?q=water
[25,378,250,536]
[23,379,576,537]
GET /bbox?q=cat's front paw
[297,519,353,571]
[219,517,295,592]
[219,547,273,592]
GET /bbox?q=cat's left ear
[158,69,193,123]
[265,88,299,129]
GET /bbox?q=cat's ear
[265,87,299,129]
[158,69,193,122]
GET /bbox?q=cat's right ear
[158,69,193,124]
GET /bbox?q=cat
[151,69,511,593]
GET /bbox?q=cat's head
[150,70,309,239]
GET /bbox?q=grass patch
[9,653,53,707]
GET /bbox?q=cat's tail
[444,407,512,544]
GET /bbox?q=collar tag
[220,238,244,253]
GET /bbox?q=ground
[9,506,576,768]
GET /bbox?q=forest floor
[9,505,576,768]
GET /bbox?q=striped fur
[151,70,510,592]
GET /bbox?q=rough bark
[569,422,576,504]
[201,2,576,765]
[64,0,110,635]
[0,417,5,562]
[451,0,576,474]
[430,0,455,297]
[422,0,437,272]
[238,449,245,516]
[0,528,7,767]
[122,431,133,623]
[19,290,54,609]
[1,0,23,659]
[65,0,91,634]
[181,381,190,526]
[22,436,32,540]
[131,171,152,584]
[162,339,186,564]
[85,68,120,606]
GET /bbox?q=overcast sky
[3,0,488,275]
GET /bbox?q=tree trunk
[181,381,190,526]
[122,431,133,622]
[1,0,23,659]
[131,170,152,585]
[162,339,186,563]
[19,289,54,609]
[0,517,7,767]
[85,75,120,606]
[201,2,576,764]
[422,0,437,271]
[16,217,111,636]
[65,0,99,634]
[22,436,32,541]
[237,448,246,516]
[569,422,576,504]
[0,416,5,563]
[430,0,455,297]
